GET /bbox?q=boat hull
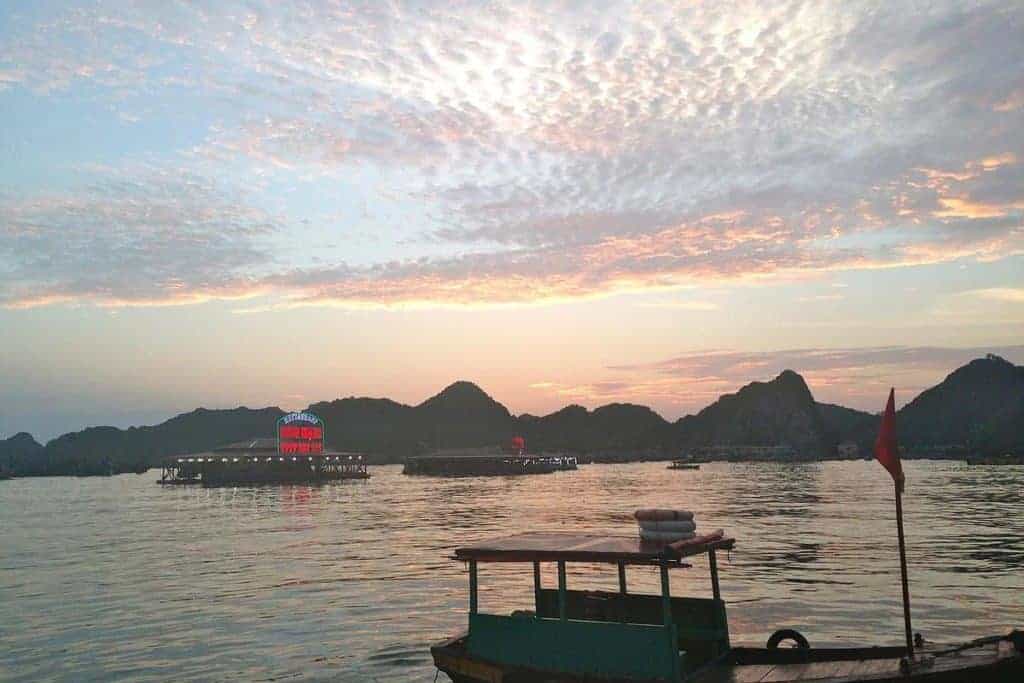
[433,631,1024,683]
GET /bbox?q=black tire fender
[767,629,810,649]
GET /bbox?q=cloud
[959,288,1024,303]
[613,345,1024,378]
[519,345,1024,416]
[637,300,720,311]
[0,169,278,307]
[255,206,1019,308]
[0,1,1022,308]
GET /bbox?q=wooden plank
[760,662,829,682]
[689,664,777,683]
[760,656,905,682]
[695,647,1021,683]
[785,660,859,680]
[803,661,862,680]
[841,657,900,679]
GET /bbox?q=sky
[1,0,1022,442]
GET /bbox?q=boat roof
[216,438,278,451]
[454,531,734,566]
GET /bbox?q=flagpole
[894,480,914,658]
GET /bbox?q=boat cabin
[433,531,735,682]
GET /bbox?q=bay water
[2,461,1021,681]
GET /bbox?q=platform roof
[454,531,734,566]
[214,438,278,451]
[168,450,366,464]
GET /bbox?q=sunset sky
[1,1,1022,441]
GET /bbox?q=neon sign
[277,412,324,455]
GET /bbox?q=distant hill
[1,432,44,472]
[5,407,284,476]
[676,370,832,457]
[307,397,417,456]
[309,381,516,456]
[899,354,1024,455]
[815,354,1024,457]
[413,381,517,447]
[816,402,877,448]
[520,403,674,455]
[3,355,1022,476]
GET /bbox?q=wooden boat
[431,531,1023,682]
[668,460,700,470]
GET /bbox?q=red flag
[874,388,904,493]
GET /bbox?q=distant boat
[667,460,700,470]
[966,453,1024,466]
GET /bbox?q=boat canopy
[454,531,735,566]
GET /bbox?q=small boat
[431,531,1023,682]
[966,453,1024,465]
[668,460,700,470]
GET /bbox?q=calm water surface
[1,461,1022,682]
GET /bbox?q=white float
[637,519,696,533]
[638,529,697,543]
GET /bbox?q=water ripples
[1,461,1022,681]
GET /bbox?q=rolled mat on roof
[667,529,725,553]
[634,509,695,522]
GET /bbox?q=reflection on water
[1,461,1022,682]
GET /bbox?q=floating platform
[159,438,369,486]
[403,448,578,477]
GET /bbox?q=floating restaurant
[159,412,368,486]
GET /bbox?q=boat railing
[535,588,729,666]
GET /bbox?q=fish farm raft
[403,442,578,477]
[159,412,369,486]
